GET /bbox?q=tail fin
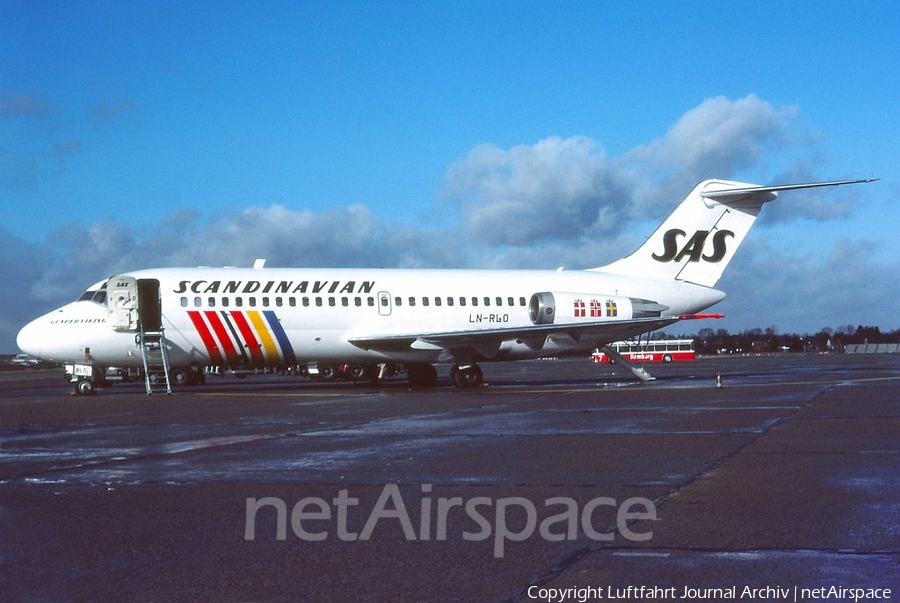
[598,178,876,288]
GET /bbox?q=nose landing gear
[74,378,96,396]
[66,364,99,396]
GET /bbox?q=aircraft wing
[347,314,715,359]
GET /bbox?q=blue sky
[2,1,898,352]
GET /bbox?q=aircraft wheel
[318,364,338,381]
[663,354,673,363]
[170,367,190,386]
[76,378,95,396]
[407,363,437,388]
[451,364,483,388]
[344,363,370,381]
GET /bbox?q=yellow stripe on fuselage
[246,310,280,362]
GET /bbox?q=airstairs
[107,275,172,395]
[138,328,172,395]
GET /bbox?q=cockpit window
[78,282,108,305]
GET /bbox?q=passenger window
[355,297,362,307]
[368,297,375,307]
[222,297,230,308]
[302,297,310,307]
[208,297,216,307]
[435,297,442,306]
[423,297,430,307]
[316,297,323,307]
[329,297,336,307]
[471,297,478,306]
[289,297,296,307]
[484,297,490,306]
[236,297,243,307]
[409,297,416,306]
[181,297,188,307]
[395,297,402,306]
[194,297,201,307]
[496,297,502,306]
[249,297,257,307]
[342,297,349,307]
[447,297,454,306]
[519,297,526,306]
[276,297,283,307]
[508,297,514,306]
[262,297,269,307]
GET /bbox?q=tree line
[667,325,899,355]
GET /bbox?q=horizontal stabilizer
[700,178,877,201]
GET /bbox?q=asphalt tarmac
[1,354,899,602]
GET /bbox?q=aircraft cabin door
[107,276,140,331]
[377,291,392,316]
[137,279,162,331]
[107,277,162,332]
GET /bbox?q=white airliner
[16,178,874,394]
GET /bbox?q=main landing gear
[405,363,483,388]
[450,364,483,389]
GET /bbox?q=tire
[345,364,370,381]
[318,364,337,381]
[663,354,673,363]
[451,364,483,388]
[76,379,95,396]
[170,367,189,386]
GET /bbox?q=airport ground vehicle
[592,339,695,363]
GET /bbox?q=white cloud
[660,94,796,174]
[443,136,632,245]
[620,94,803,219]
[441,94,815,244]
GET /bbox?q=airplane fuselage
[19,266,723,370]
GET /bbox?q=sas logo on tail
[652,229,735,263]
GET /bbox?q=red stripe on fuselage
[187,311,224,365]
[203,311,239,364]
[229,311,264,365]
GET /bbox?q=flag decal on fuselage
[186,310,296,366]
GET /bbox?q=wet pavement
[1,354,898,602]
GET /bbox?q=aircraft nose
[16,317,44,358]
